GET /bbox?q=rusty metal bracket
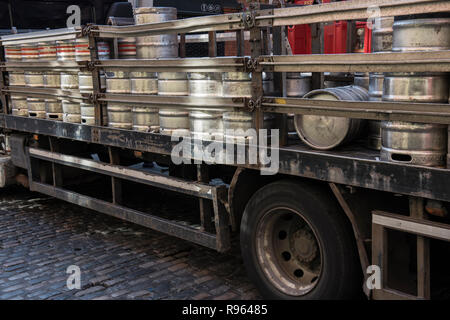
[244,57,259,72]
[242,11,256,29]
[245,97,261,112]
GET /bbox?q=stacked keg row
[4,38,110,124]
[4,45,27,117]
[367,17,395,150]
[380,17,450,167]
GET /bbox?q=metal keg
[57,40,78,90]
[262,72,275,96]
[380,72,449,166]
[80,103,107,125]
[27,97,46,119]
[286,73,312,97]
[367,17,394,150]
[80,103,95,125]
[222,72,252,98]
[11,96,28,117]
[57,40,75,60]
[9,72,25,86]
[6,45,26,116]
[75,37,90,61]
[118,38,137,59]
[4,45,22,61]
[134,7,178,59]
[157,72,188,96]
[294,86,368,150]
[380,18,450,166]
[371,17,395,53]
[97,41,110,60]
[78,72,93,93]
[39,41,60,89]
[62,99,81,123]
[158,109,190,136]
[130,72,157,95]
[392,18,450,52]
[286,72,312,135]
[45,99,63,121]
[38,41,57,60]
[188,73,223,139]
[106,70,131,94]
[158,72,189,135]
[367,73,385,150]
[107,102,133,129]
[381,121,447,166]
[223,112,274,140]
[22,43,44,88]
[354,72,369,90]
[6,44,24,86]
[132,106,159,132]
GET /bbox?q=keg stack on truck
[1,0,450,300]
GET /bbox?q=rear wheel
[240,180,361,299]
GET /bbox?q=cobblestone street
[0,186,259,300]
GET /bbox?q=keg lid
[294,92,352,150]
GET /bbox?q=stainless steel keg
[105,70,131,94]
[129,72,158,131]
[105,71,132,128]
[75,37,90,61]
[157,72,188,95]
[188,72,223,139]
[354,72,369,90]
[107,103,133,129]
[27,97,46,119]
[158,72,189,135]
[130,72,158,95]
[134,7,178,59]
[57,40,78,90]
[371,17,395,53]
[11,96,28,117]
[118,38,137,59]
[381,121,447,166]
[80,103,107,125]
[158,109,190,136]
[132,106,159,132]
[39,41,60,89]
[367,73,385,150]
[286,73,311,131]
[367,17,394,150]
[97,41,110,60]
[294,86,368,150]
[262,72,275,96]
[80,103,95,125]
[22,43,44,88]
[45,99,63,121]
[62,100,81,123]
[4,45,22,61]
[392,18,450,52]
[223,112,275,141]
[380,18,450,167]
[222,72,252,98]
[286,73,312,97]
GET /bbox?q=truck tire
[240,180,361,299]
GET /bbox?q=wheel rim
[255,207,323,296]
